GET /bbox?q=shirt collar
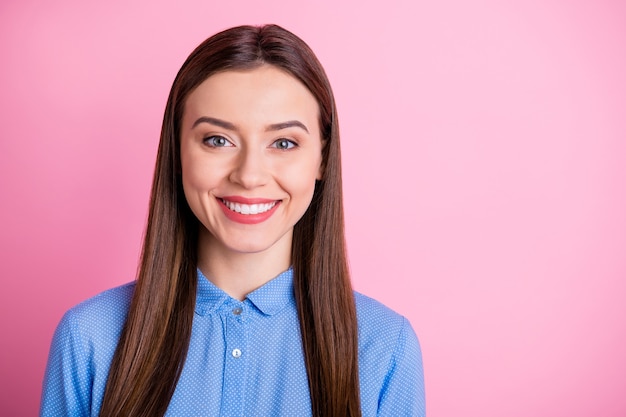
[195,267,294,316]
[246,267,294,316]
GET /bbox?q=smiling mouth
[219,198,278,215]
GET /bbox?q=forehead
[182,65,320,130]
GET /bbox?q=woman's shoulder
[354,291,408,335]
[353,291,425,415]
[56,281,135,340]
[41,282,136,416]
[353,290,420,360]
[67,281,134,316]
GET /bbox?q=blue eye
[204,136,232,147]
[272,139,297,150]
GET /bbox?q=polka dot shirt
[41,268,425,416]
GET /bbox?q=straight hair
[99,24,360,417]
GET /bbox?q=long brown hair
[99,24,360,417]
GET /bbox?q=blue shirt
[41,269,425,416]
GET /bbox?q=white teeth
[222,199,277,215]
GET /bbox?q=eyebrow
[192,116,236,130]
[192,116,309,134]
[266,120,309,133]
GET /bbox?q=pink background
[1,1,625,416]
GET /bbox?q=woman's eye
[272,139,297,150]
[204,136,232,147]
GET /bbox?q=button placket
[220,302,248,416]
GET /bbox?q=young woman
[41,24,425,416]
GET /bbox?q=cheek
[181,159,203,199]
[280,162,319,205]
[180,154,219,215]
[181,152,221,191]
[180,171,203,219]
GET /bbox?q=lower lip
[218,199,281,225]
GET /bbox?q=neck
[197,229,292,301]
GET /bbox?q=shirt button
[232,348,242,358]
[232,307,242,315]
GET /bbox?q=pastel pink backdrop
[1,1,625,416]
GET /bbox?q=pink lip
[217,196,281,225]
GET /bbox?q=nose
[228,146,269,189]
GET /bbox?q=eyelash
[271,138,298,150]
[202,136,298,150]
[203,135,233,147]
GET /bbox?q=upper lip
[219,196,280,204]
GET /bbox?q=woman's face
[180,65,324,257]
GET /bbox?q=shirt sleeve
[40,310,93,417]
[377,317,426,416]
